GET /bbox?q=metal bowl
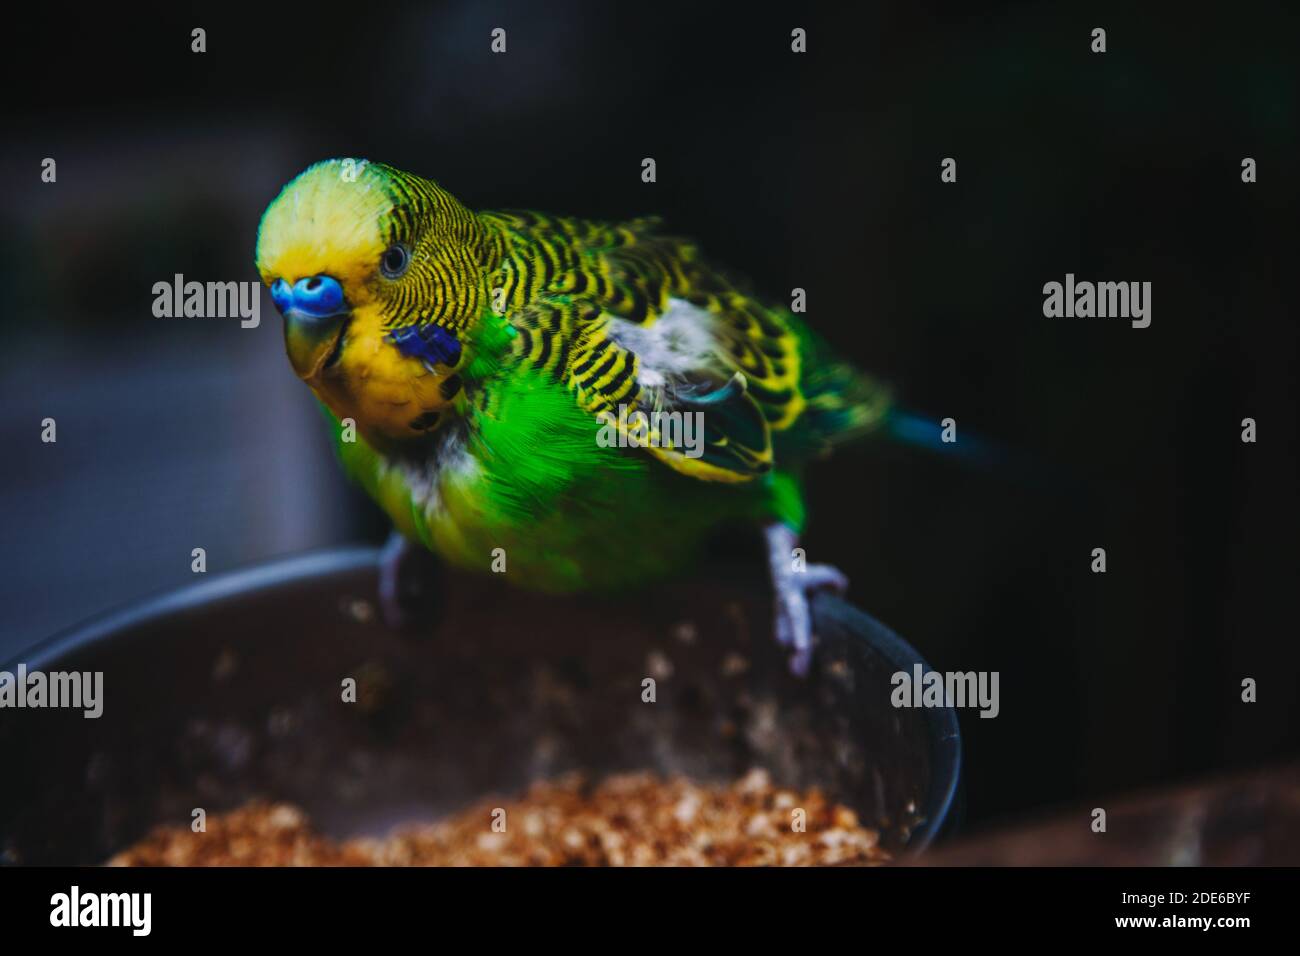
[0,547,960,864]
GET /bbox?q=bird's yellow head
[255,159,498,443]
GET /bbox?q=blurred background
[1,1,1296,834]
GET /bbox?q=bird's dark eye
[380,244,411,279]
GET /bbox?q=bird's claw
[773,564,849,677]
[766,524,848,677]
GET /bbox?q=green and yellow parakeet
[256,159,893,674]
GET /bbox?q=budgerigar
[256,159,893,674]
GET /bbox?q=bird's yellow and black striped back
[476,208,888,479]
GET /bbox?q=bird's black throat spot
[439,374,463,401]
[409,411,443,432]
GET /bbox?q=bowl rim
[812,592,964,850]
[8,546,962,854]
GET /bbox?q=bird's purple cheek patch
[387,324,463,370]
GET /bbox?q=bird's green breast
[330,364,799,593]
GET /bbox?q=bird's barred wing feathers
[503,294,772,482]
[482,210,819,483]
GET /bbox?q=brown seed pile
[109,769,888,867]
[108,802,370,867]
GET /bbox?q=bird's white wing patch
[607,297,725,388]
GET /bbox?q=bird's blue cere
[271,275,346,319]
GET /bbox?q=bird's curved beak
[270,275,350,380]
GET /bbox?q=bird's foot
[378,530,441,633]
[765,524,849,677]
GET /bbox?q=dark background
[1,1,1296,833]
